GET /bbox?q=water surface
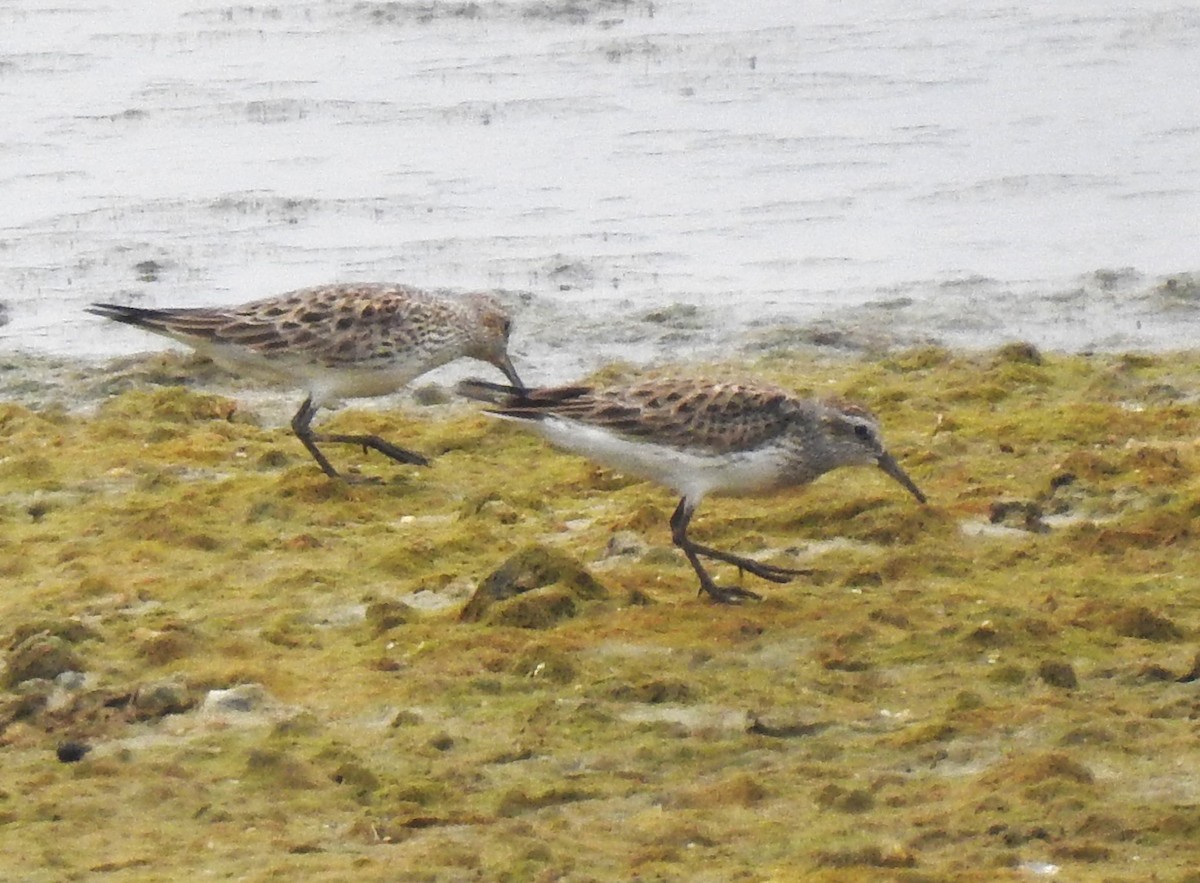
[2,0,1198,380]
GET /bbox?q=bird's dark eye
[853,423,872,442]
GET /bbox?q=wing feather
[475,378,802,454]
[88,285,440,365]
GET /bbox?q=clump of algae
[0,347,1199,880]
[460,544,611,627]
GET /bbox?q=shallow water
[2,0,1198,381]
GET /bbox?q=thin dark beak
[877,452,927,504]
[496,354,524,391]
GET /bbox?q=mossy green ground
[1,347,1199,881]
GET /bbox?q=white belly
[533,417,789,501]
[198,343,429,407]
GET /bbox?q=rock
[56,740,91,763]
[460,545,609,628]
[4,634,86,688]
[201,684,269,715]
[54,671,87,691]
[133,677,198,719]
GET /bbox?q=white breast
[532,417,790,502]
[195,342,434,408]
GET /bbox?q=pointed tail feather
[456,378,592,418]
[456,378,524,405]
[88,302,241,347]
[86,302,176,332]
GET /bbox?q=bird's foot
[697,578,763,605]
[690,543,808,585]
[314,432,431,468]
[362,437,430,467]
[339,472,386,486]
[735,558,811,584]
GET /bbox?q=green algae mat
[1,347,1199,882]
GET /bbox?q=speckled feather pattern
[485,378,862,456]
[88,283,520,404]
[100,284,507,368]
[459,375,930,501]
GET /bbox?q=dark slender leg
[669,497,809,603]
[290,396,430,480]
[291,397,341,478]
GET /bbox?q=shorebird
[458,376,926,603]
[88,283,523,480]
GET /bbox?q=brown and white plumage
[458,376,926,603]
[88,283,523,479]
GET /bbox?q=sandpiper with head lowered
[458,376,926,603]
[89,283,523,480]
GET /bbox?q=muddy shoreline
[7,266,1200,420]
[2,345,1199,879]
[5,0,1200,871]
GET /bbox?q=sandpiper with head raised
[458,376,926,603]
[89,283,523,480]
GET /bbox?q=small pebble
[56,741,91,763]
[201,683,268,714]
[54,671,87,690]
